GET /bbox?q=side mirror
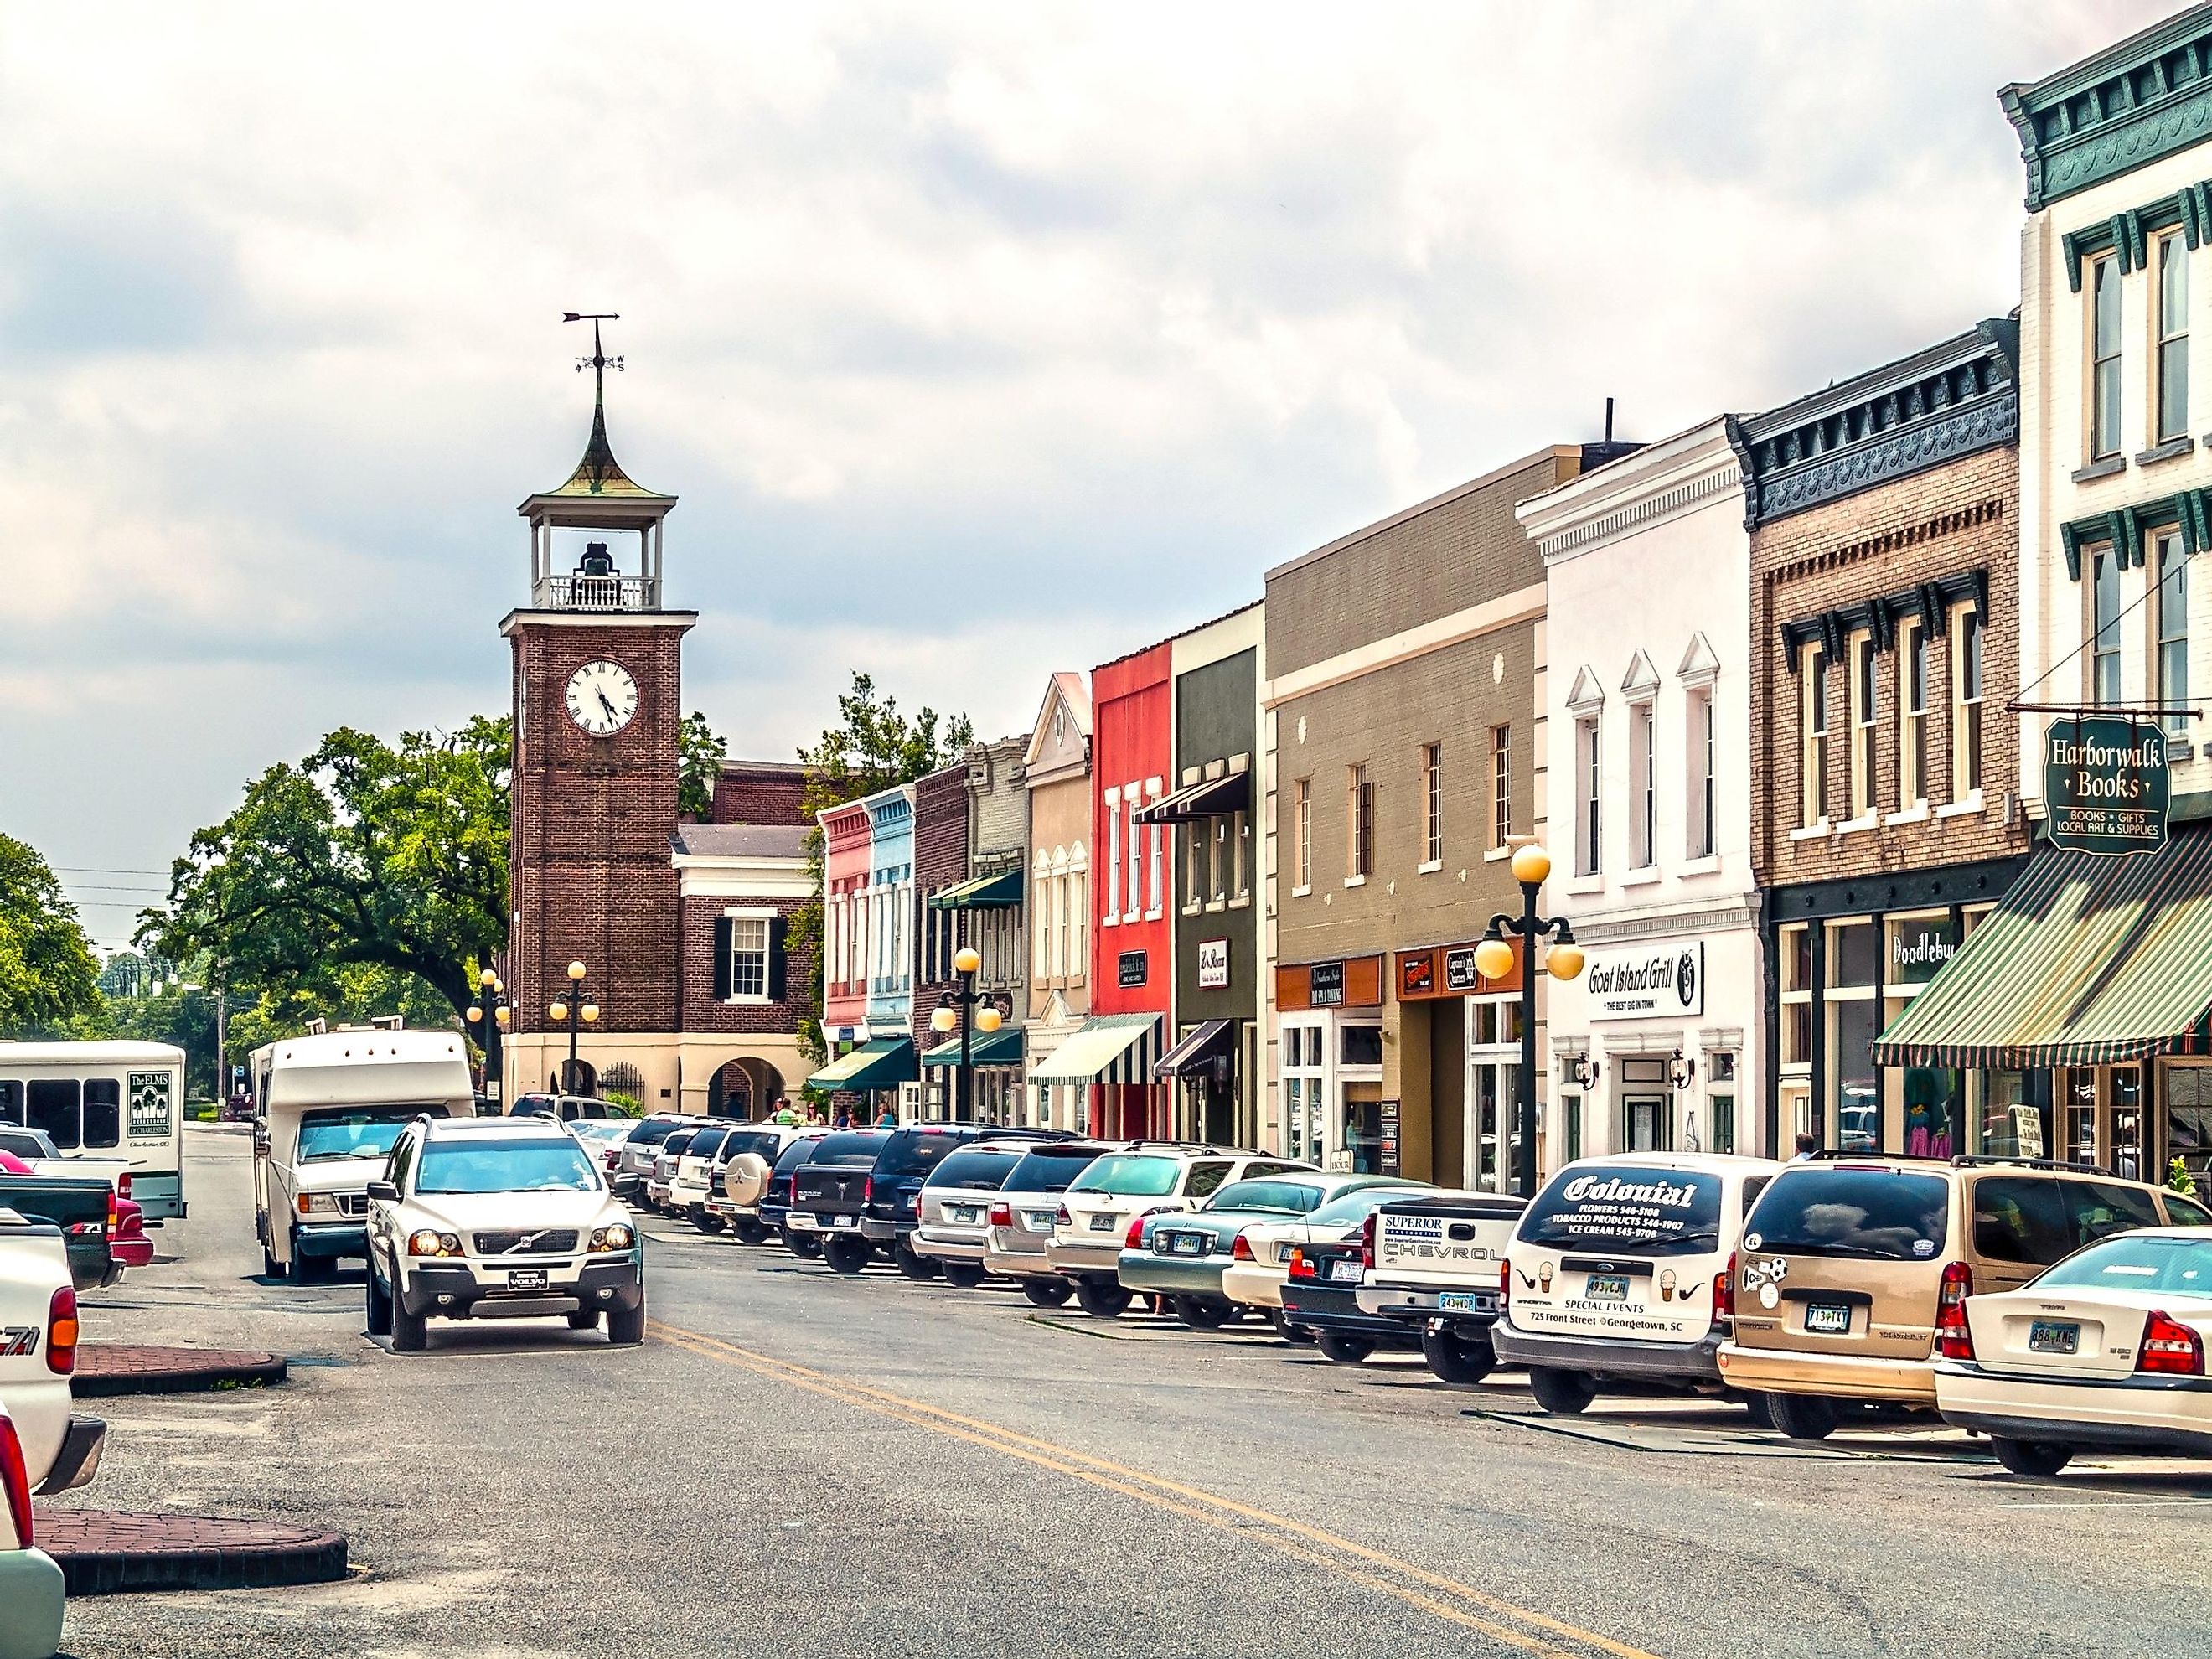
[364,1180,399,1203]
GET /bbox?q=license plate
[1805,1302,1852,1335]
[1026,1212,1057,1232]
[951,1207,979,1225]
[1088,1213,1116,1233]
[819,1214,858,1231]
[1439,1290,1491,1313]
[507,1269,548,1290]
[1329,1258,1363,1283]
[1584,1274,1629,1302]
[1170,1233,1207,1256]
[2029,1319,2080,1355]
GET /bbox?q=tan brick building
[1740,319,2030,1155]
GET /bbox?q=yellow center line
[649,1319,1664,1659]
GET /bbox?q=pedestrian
[833,1103,852,1130]
[1791,1131,1819,1162]
[876,1104,897,1128]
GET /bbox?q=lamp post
[931,945,1004,1124]
[546,959,599,1095]
[1474,844,1585,1198]
[463,969,513,1105]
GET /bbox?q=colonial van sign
[2044,716,2169,855]
[1584,942,1704,1021]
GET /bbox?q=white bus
[0,1041,190,1219]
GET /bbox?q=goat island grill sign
[2044,716,2168,855]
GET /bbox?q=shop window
[1630,700,1656,869]
[1848,630,1877,819]
[1470,997,1522,1047]
[1491,725,1512,850]
[1293,779,1311,892]
[2172,1068,2212,1175]
[1899,1067,1956,1160]
[1977,1072,2041,1159]
[1346,765,1373,881]
[1951,606,1983,799]
[1422,742,1444,866]
[1686,688,1715,860]
[1340,1023,1383,1069]
[2089,252,2122,461]
[2158,230,2189,444]
[1783,1004,1811,1067]
[1574,715,1601,874]
[2113,1066,2147,1182]
[1899,618,1927,810]
[1827,920,1879,987]
[2064,1072,2098,1166]
[1799,643,1827,827]
[2156,528,2190,733]
[2091,547,2123,707]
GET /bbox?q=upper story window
[1629,700,1656,869]
[1104,796,1121,920]
[1145,787,1163,915]
[1183,822,1206,912]
[1899,617,1929,811]
[1848,631,1878,820]
[1231,809,1249,902]
[1574,716,1601,875]
[1421,742,1444,866]
[1951,606,1983,800]
[1293,778,1311,892]
[2091,253,2124,462]
[1489,726,1512,851]
[726,915,770,1001]
[2158,230,2190,446]
[2156,526,2191,733]
[2091,545,2123,706]
[1799,642,1828,829]
[1686,688,1715,860]
[1346,764,1374,881]
[1067,864,1086,980]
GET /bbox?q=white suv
[1045,1145,1314,1317]
[364,1117,644,1352]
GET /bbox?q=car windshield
[924,1149,1021,1190]
[1520,1166,1726,1258]
[1742,1168,1950,1260]
[771,1136,827,1175]
[416,1138,600,1195]
[1205,1179,1326,1215]
[717,1131,783,1162]
[296,1109,422,1162]
[2035,1233,2212,1295]
[1307,1182,1431,1227]
[812,1131,891,1167]
[1003,1146,1109,1194]
[624,1119,685,1147]
[879,1129,969,1177]
[1072,1155,1180,1196]
[685,1128,731,1160]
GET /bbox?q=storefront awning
[920,1027,1026,1067]
[928,868,1024,909]
[1155,1018,1235,1078]
[1134,771,1250,824]
[1027,1014,1160,1083]
[1872,830,2212,1070]
[806,1036,917,1092]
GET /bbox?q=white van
[0,1041,189,1220]
[1490,1152,1780,1416]
[251,1023,475,1284]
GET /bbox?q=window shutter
[713,917,734,1000]
[767,916,788,1002]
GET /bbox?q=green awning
[806,1036,917,1092]
[1872,830,2212,1070]
[920,1026,1026,1067]
[928,869,1024,909]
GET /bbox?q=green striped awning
[1872,829,2212,1070]
[919,1026,1026,1067]
[927,869,1024,909]
[805,1036,917,1092]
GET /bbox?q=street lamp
[547,960,599,1094]
[1475,842,1584,1197]
[932,944,1004,1124]
[463,968,509,1104]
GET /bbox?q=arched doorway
[709,1057,786,1119]
[550,1060,599,1097]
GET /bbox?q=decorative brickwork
[711,762,809,825]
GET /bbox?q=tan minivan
[1718,1155,2211,1439]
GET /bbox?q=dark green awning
[928,869,1024,909]
[919,1027,1026,1067]
[1872,830,2212,1070]
[806,1036,917,1092]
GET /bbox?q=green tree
[679,711,728,820]
[0,832,101,1031]
[142,718,510,1024]
[791,674,974,1065]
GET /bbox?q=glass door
[1471,1062,1510,1192]
[2111,1065,2145,1182]
[2064,1071,2097,1166]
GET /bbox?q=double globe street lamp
[930,946,1005,1123]
[463,969,512,1104]
[546,960,599,1095]
[1472,843,1584,1198]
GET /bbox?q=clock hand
[598,689,618,719]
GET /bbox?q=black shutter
[767,916,788,1003]
[713,917,734,1000]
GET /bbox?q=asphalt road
[49,1126,2212,1658]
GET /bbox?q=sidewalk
[74,1342,288,1397]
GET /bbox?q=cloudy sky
[0,1,2168,947]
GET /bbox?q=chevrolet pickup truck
[0,1207,106,1498]
[0,1175,115,1292]
[1351,1191,1527,1382]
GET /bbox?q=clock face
[566,659,638,736]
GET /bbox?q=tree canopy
[678,711,728,819]
[0,832,101,1031]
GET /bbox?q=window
[2091,546,2123,706]
[27,1079,80,1149]
[1035,872,1052,979]
[1849,631,1877,819]
[1293,779,1311,891]
[2158,230,2189,444]
[727,915,769,1000]
[2157,527,2191,733]
[1232,809,1249,901]
[1127,790,1144,920]
[1687,688,1715,859]
[1630,700,1656,867]
[1208,816,1228,904]
[1574,716,1600,874]
[1490,725,1511,850]
[1183,823,1205,911]
[1422,742,1444,865]
[2091,253,2122,461]
[1105,796,1121,919]
[1899,618,1928,810]
[1346,764,1372,880]
[1068,869,1085,979]
[1800,643,1827,827]
[1146,798,1162,914]
[1952,606,1983,799]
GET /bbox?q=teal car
[1118,1174,1426,1327]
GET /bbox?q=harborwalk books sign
[2044,716,2169,855]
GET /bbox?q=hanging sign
[2044,716,2169,855]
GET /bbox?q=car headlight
[406,1229,463,1258]
[590,1223,635,1253]
[297,1192,339,1215]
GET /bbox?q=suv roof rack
[1948,1154,2116,1176]
[1126,1139,1231,1154]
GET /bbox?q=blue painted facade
[864,784,917,1035]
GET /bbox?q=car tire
[942,1262,988,1290]
[1316,1331,1375,1364]
[1072,1278,1132,1319]
[1738,1392,1777,1430]
[732,1219,767,1246]
[390,1289,428,1353]
[824,1235,873,1275]
[693,1210,725,1234]
[1527,1367,1600,1415]
[1420,1325,1497,1385]
[1021,1279,1073,1308]
[784,1230,823,1259]
[566,1309,602,1331]
[607,1298,647,1345]
[364,1254,393,1337]
[1273,1310,1316,1345]
[287,1232,323,1286]
[1175,1295,1230,1329]
[1765,1392,1840,1441]
[895,1246,940,1280]
[263,1240,282,1279]
[1991,1436,2073,1478]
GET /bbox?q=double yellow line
[650,1319,1662,1659]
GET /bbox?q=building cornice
[2001,3,2212,212]
[1518,417,1741,563]
[499,609,698,637]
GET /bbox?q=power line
[54,866,170,876]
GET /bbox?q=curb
[33,1509,348,1594]
[72,1344,289,1398]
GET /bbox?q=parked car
[566,1119,637,1176]
[0,1398,65,1659]
[616,1114,699,1186]
[1279,1236,1423,1357]
[1492,1154,1780,1416]
[646,1123,713,1214]
[1718,1154,2208,1440]
[911,1141,1037,1288]
[701,1125,804,1243]
[761,1132,830,1257]
[0,1171,115,1293]
[108,1195,153,1273]
[979,1140,1121,1304]
[861,1126,1065,1274]
[1121,1173,1420,1328]
[509,1093,631,1123]
[786,1131,896,1273]
[1350,1190,1529,1377]
[1221,1180,1439,1330]
[0,1128,132,1205]
[1047,1146,1315,1318]
[666,1123,737,1229]
[363,1116,643,1351]
[1936,1226,2212,1476]
[0,1205,102,1504]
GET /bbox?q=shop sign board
[1118,949,1149,989]
[1309,959,1346,1008]
[1889,918,1956,985]
[1197,938,1229,990]
[2044,716,2169,855]
[127,1070,173,1137]
[1584,941,1704,1021]
[1378,1098,1400,1176]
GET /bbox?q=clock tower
[500,318,697,1094]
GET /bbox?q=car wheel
[1765,1392,1840,1441]
[1174,1295,1230,1329]
[824,1235,873,1275]
[895,1246,940,1280]
[1738,1392,1777,1430]
[942,1262,988,1290]
[566,1308,602,1330]
[1072,1278,1132,1319]
[364,1253,393,1338]
[287,1233,323,1286]
[1272,1310,1316,1345]
[263,1240,282,1279]
[1316,1331,1375,1364]
[607,1297,647,1345]
[1527,1367,1600,1415]
[784,1230,823,1259]
[1021,1279,1073,1308]
[1420,1325,1497,1385]
[732,1219,767,1246]
[693,1210,725,1235]
[390,1289,428,1353]
[1991,1436,2074,1478]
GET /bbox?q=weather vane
[563,312,623,394]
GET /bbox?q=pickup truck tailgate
[1373,1196,1526,1289]
[0,1176,114,1292]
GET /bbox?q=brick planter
[72,1344,289,1398]
[34,1509,347,1594]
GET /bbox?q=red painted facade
[821,802,872,1039]
[1089,640,1173,1138]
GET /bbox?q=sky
[0,0,2174,949]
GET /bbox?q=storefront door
[2112,1065,2146,1182]
[1625,1094,1669,1153]
[1471,1062,1511,1192]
